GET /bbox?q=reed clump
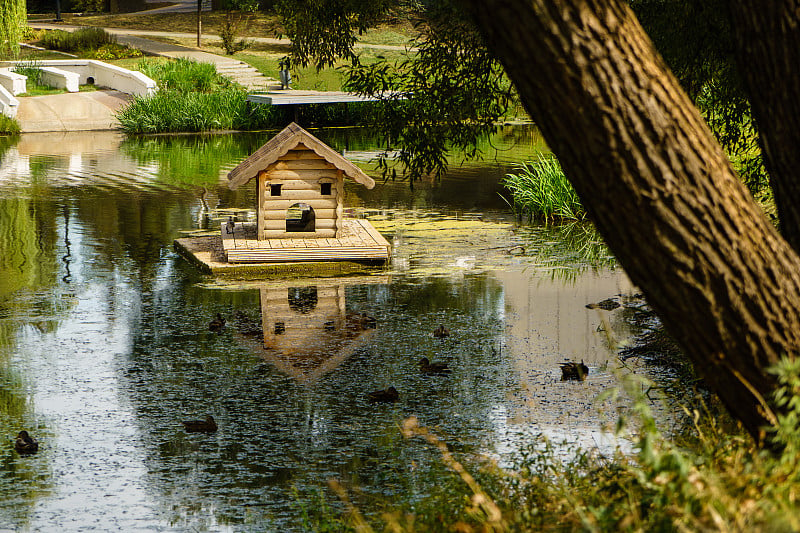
[136,58,231,93]
[0,114,20,135]
[502,154,585,222]
[118,58,381,133]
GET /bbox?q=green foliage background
[0,0,26,59]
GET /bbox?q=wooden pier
[247,90,386,106]
[221,219,391,263]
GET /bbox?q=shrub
[502,154,585,222]
[92,44,142,60]
[220,0,258,55]
[0,114,21,134]
[220,24,253,55]
[39,27,116,53]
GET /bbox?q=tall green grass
[502,154,585,222]
[116,87,275,133]
[0,114,20,134]
[135,58,231,93]
[11,60,43,86]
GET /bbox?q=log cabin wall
[260,286,346,352]
[256,143,345,240]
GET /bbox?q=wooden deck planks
[222,218,390,263]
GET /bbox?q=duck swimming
[419,357,451,375]
[15,431,38,454]
[560,361,589,381]
[182,415,218,433]
[367,386,399,403]
[585,298,620,311]
[209,313,226,333]
[433,325,450,338]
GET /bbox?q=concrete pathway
[16,90,133,133]
[140,0,211,14]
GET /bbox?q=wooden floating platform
[221,219,391,263]
[173,218,390,276]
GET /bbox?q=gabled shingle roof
[227,122,375,190]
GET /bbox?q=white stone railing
[0,59,156,118]
[1,59,157,96]
[40,66,80,92]
[0,83,19,118]
[0,69,27,95]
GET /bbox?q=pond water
[0,127,660,531]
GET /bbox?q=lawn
[53,12,416,47]
[31,12,415,92]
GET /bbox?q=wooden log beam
[266,189,337,202]
[273,160,337,171]
[265,179,339,192]
[262,229,337,239]
[262,219,337,231]
[268,169,340,180]
[261,198,338,211]
[280,150,325,160]
[262,208,336,220]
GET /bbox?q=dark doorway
[286,203,315,232]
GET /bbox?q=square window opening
[271,184,282,196]
[320,182,332,195]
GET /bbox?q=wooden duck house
[229,122,375,240]
[224,123,391,263]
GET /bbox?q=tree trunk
[728,1,800,253]
[460,0,800,440]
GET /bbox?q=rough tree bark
[460,0,800,439]
[728,1,800,254]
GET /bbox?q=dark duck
[560,361,589,381]
[15,431,38,454]
[433,325,450,338]
[182,415,218,433]
[208,313,226,333]
[367,386,399,403]
[419,357,451,375]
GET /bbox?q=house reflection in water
[249,279,384,384]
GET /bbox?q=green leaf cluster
[275,0,396,70]
[342,1,514,180]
